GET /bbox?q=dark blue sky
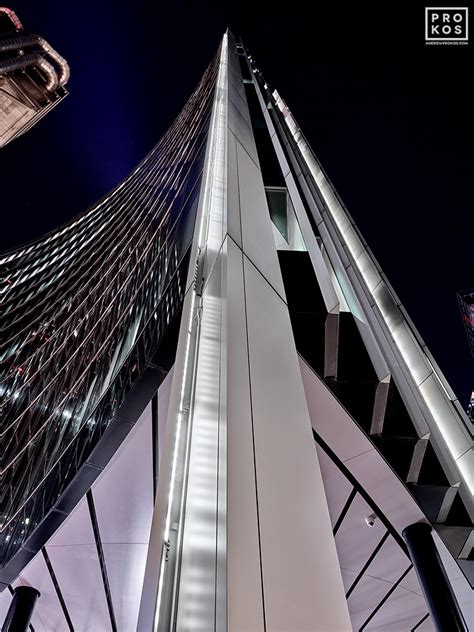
[1,2,472,405]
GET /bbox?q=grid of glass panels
[0,46,220,568]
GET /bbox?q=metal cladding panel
[367,536,412,583]
[92,404,154,632]
[334,492,386,574]
[451,575,474,630]
[242,255,351,631]
[226,130,243,247]
[227,49,251,129]
[418,374,472,462]
[431,530,474,628]
[137,288,195,631]
[12,554,65,632]
[300,357,374,464]
[347,448,427,533]
[417,617,437,632]
[315,444,354,528]
[456,449,474,492]
[355,249,383,295]
[227,93,259,168]
[0,589,12,627]
[236,141,286,300]
[347,573,395,630]
[349,575,428,631]
[93,404,153,543]
[226,237,264,632]
[174,246,225,631]
[228,80,253,120]
[365,585,431,631]
[101,543,148,632]
[45,497,111,631]
[228,87,251,131]
[227,62,246,102]
[157,368,174,464]
[400,567,425,596]
[270,131,291,177]
[46,494,95,547]
[340,568,358,593]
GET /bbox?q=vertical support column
[402,523,467,632]
[2,586,40,632]
[173,32,229,631]
[139,33,229,632]
[226,37,351,631]
[140,32,352,631]
[151,393,159,499]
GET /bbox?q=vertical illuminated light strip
[153,34,228,631]
[173,31,228,628]
[273,90,473,496]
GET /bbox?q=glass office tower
[1,32,471,631]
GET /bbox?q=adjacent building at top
[0,7,69,147]
[457,288,474,358]
[468,392,474,424]
[0,31,472,631]
[456,289,473,423]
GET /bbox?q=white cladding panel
[12,554,65,632]
[226,130,243,247]
[300,357,373,463]
[158,368,174,463]
[243,255,351,631]
[93,404,153,544]
[174,247,224,631]
[0,589,11,628]
[92,404,154,632]
[226,237,265,631]
[236,141,286,300]
[334,492,385,575]
[365,585,431,631]
[46,497,111,631]
[315,444,353,527]
[227,94,259,168]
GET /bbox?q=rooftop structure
[0,7,69,147]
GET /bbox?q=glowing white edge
[153,34,228,631]
[272,90,473,496]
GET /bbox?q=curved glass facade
[0,45,220,569]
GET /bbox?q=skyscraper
[1,32,471,631]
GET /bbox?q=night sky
[1,2,472,405]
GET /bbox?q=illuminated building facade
[0,32,472,631]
